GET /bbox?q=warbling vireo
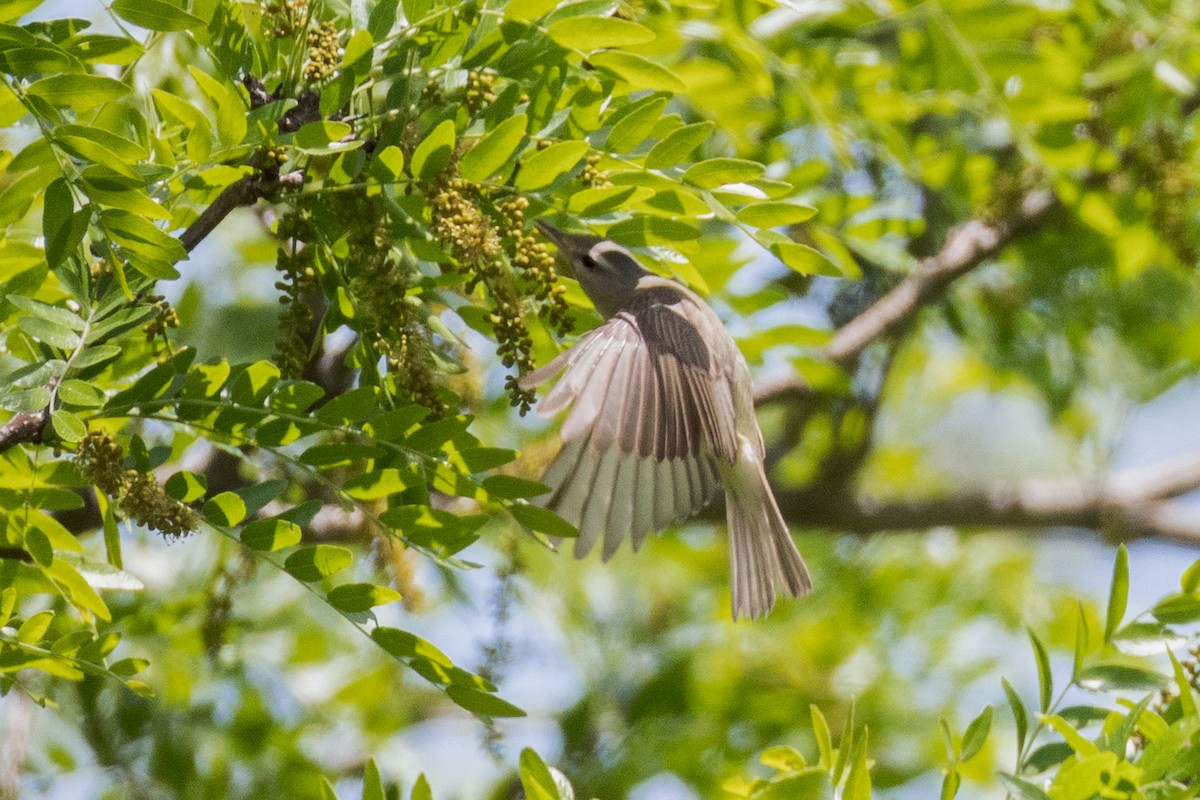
[521,222,811,619]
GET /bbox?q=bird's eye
[581,254,597,270]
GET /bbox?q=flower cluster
[273,211,318,379]
[581,153,611,188]
[143,294,180,343]
[263,0,307,38]
[304,21,340,84]
[497,196,572,337]
[429,177,539,413]
[464,70,497,116]
[76,431,198,538]
[339,192,448,417]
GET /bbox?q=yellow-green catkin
[304,20,340,84]
[274,211,318,379]
[428,177,539,414]
[339,192,449,417]
[76,431,197,538]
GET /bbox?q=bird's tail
[722,457,811,620]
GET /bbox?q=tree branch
[821,188,1060,366]
[773,452,1200,545]
[179,170,304,253]
[0,409,49,455]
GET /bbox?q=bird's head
[536,221,651,319]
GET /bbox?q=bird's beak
[535,220,582,278]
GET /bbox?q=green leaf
[606,95,668,152]
[1150,592,1200,623]
[682,158,765,188]
[757,770,833,800]
[7,295,85,331]
[294,121,361,155]
[240,518,302,552]
[109,657,148,677]
[518,748,560,800]
[509,503,578,538]
[811,705,834,769]
[50,409,86,442]
[1076,661,1167,691]
[445,685,526,718]
[546,17,655,50]
[326,582,402,613]
[202,492,246,527]
[1170,649,1199,717]
[997,772,1051,800]
[482,475,550,500]
[315,386,378,425]
[0,387,51,413]
[1027,628,1053,713]
[57,379,105,408]
[457,447,517,472]
[284,545,353,582]
[589,50,685,92]
[71,345,122,369]
[770,241,841,276]
[17,610,53,643]
[42,177,75,269]
[504,0,557,21]
[1072,601,1088,680]
[411,119,456,181]
[568,185,638,216]
[644,121,715,169]
[270,380,326,413]
[1002,678,1028,753]
[110,0,203,30]
[1040,714,1099,757]
[760,745,806,772]
[410,774,432,800]
[19,315,81,350]
[515,140,589,191]
[371,627,453,666]
[940,767,960,796]
[736,202,818,228]
[1104,544,1128,642]
[362,759,385,800]
[0,588,15,628]
[368,145,406,184]
[344,469,411,500]
[459,114,527,183]
[959,705,992,762]
[843,728,870,800]
[27,74,130,110]
[164,471,207,503]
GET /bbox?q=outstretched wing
[520,285,738,560]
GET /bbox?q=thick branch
[822,188,1060,366]
[774,453,1200,545]
[0,409,49,456]
[179,170,304,253]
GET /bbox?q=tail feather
[723,458,811,621]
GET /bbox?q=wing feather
[531,287,738,556]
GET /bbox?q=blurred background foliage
[1,0,1200,799]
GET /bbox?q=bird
[520,221,812,620]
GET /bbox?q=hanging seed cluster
[76,431,197,538]
[263,0,307,38]
[304,21,340,84]
[581,153,611,188]
[429,176,541,414]
[273,210,318,379]
[496,196,572,338]
[339,192,447,417]
[142,294,180,343]
[464,71,497,116]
